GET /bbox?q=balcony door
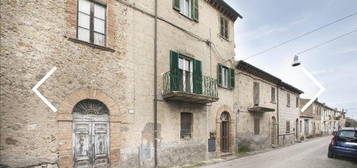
[178,57,193,93]
[170,51,202,94]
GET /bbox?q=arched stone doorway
[72,99,110,168]
[220,112,230,153]
[271,116,277,145]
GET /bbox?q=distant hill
[345,117,357,127]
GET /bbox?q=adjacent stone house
[337,110,346,129]
[300,99,342,138]
[235,61,303,150]
[1,0,242,167]
[300,98,316,138]
[276,82,302,145]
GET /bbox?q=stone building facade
[276,84,302,145]
[337,110,346,130]
[299,98,315,138]
[235,61,303,150]
[1,0,242,167]
[300,99,342,138]
[235,61,278,150]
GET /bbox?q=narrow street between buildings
[200,136,357,168]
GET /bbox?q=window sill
[218,85,233,90]
[67,37,115,52]
[219,35,230,42]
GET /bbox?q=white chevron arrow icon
[32,67,57,112]
[300,65,326,112]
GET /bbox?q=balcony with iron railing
[162,71,219,103]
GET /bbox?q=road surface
[201,136,357,168]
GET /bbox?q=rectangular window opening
[253,82,260,106]
[77,0,106,46]
[287,93,290,107]
[286,121,290,133]
[181,112,193,139]
[271,87,276,103]
[220,17,229,39]
[254,118,260,135]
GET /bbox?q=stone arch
[56,88,121,167]
[57,88,120,120]
[72,99,109,115]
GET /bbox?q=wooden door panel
[74,123,91,168]
[221,121,229,152]
[93,122,109,168]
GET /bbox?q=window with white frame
[78,0,106,46]
[173,0,199,21]
[221,66,229,88]
[181,0,192,17]
[178,57,193,92]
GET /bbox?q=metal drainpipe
[276,86,280,145]
[153,0,158,167]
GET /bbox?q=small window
[271,87,276,103]
[296,96,299,108]
[287,93,290,107]
[181,113,193,139]
[286,121,290,133]
[173,0,199,21]
[253,82,260,106]
[221,66,229,88]
[217,64,234,89]
[77,0,106,46]
[220,17,229,39]
[254,118,260,135]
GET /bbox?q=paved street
[201,136,357,168]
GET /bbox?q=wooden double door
[73,120,109,168]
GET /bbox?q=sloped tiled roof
[205,0,243,21]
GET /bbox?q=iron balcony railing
[163,71,218,98]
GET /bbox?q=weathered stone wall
[155,0,237,161]
[1,0,238,167]
[235,71,277,151]
[1,0,128,167]
[278,89,299,145]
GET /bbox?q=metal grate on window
[181,113,193,139]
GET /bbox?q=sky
[225,0,357,119]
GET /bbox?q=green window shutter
[217,64,222,86]
[170,51,180,91]
[173,0,180,11]
[192,0,199,21]
[230,68,235,89]
[193,59,202,94]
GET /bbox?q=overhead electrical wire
[296,29,357,55]
[243,11,357,60]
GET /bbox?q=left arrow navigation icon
[32,67,58,112]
